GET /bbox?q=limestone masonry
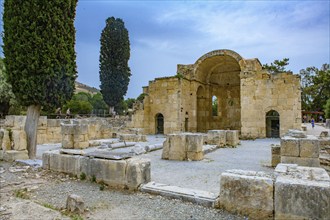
[130,49,301,138]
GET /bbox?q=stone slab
[85,151,134,160]
[281,156,320,167]
[275,165,330,220]
[3,150,29,162]
[140,182,217,207]
[218,170,274,219]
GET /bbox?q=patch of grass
[71,214,84,220]
[79,172,86,181]
[42,203,56,210]
[14,188,29,199]
[99,180,106,191]
[90,175,96,183]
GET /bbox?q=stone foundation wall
[218,164,330,220]
[42,152,150,190]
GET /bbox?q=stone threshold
[140,182,217,207]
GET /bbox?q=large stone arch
[194,49,242,131]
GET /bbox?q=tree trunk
[25,105,41,159]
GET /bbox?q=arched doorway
[156,113,164,134]
[266,110,280,138]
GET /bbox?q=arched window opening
[212,96,218,116]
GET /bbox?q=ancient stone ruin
[130,49,301,139]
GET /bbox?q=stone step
[140,182,217,207]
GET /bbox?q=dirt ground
[0,161,244,220]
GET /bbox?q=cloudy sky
[1,0,329,98]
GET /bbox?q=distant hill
[75,81,100,95]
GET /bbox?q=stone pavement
[36,124,328,195]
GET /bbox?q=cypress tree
[3,0,78,158]
[99,17,131,114]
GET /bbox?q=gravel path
[0,162,245,220]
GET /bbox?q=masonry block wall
[130,49,301,137]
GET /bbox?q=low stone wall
[217,164,330,220]
[218,170,274,219]
[280,135,320,167]
[274,164,330,219]
[119,134,147,142]
[206,130,240,147]
[42,151,150,190]
[0,117,29,161]
[162,133,203,161]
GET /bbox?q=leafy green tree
[324,99,330,119]
[136,93,147,102]
[73,92,92,102]
[125,98,136,109]
[300,64,330,111]
[0,57,14,117]
[99,17,131,115]
[90,93,108,116]
[65,100,93,115]
[3,0,78,158]
[263,58,290,74]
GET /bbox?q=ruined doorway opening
[156,113,164,134]
[266,110,280,138]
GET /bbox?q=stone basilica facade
[130,49,301,139]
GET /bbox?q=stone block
[271,145,281,155]
[126,158,151,190]
[3,150,29,162]
[38,116,47,130]
[89,158,127,187]
[62,135,74,149]
[219,170,274,219]
[187,151,203,161]
[1,129,11,151]
[281,156,320,167]
[225,130,240,147]
[74,141,89,149]
[4,115,15,127]
[66,194,85,214]
[161,138,170,159]
[42,152,50,169]
[272,155,281,167]
[13,116,26,129]
[48,153,81,176]
[186,133,203,152]
[119,134,147,142]
[0,129,4,150]
[12,130,27,151]
[300,137,319,158]
[165,134,186,161]
[61,124,75,135]
[275,165,330,220]
[319,138,330,150]
[207,130,226,146]
[281,137,299,157]
[47,119,61,127]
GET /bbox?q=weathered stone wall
[43,152,151,190]
[2,115,128,145]
[241,71,301,138]
[130,49,301,137]
[0,116,28,161]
